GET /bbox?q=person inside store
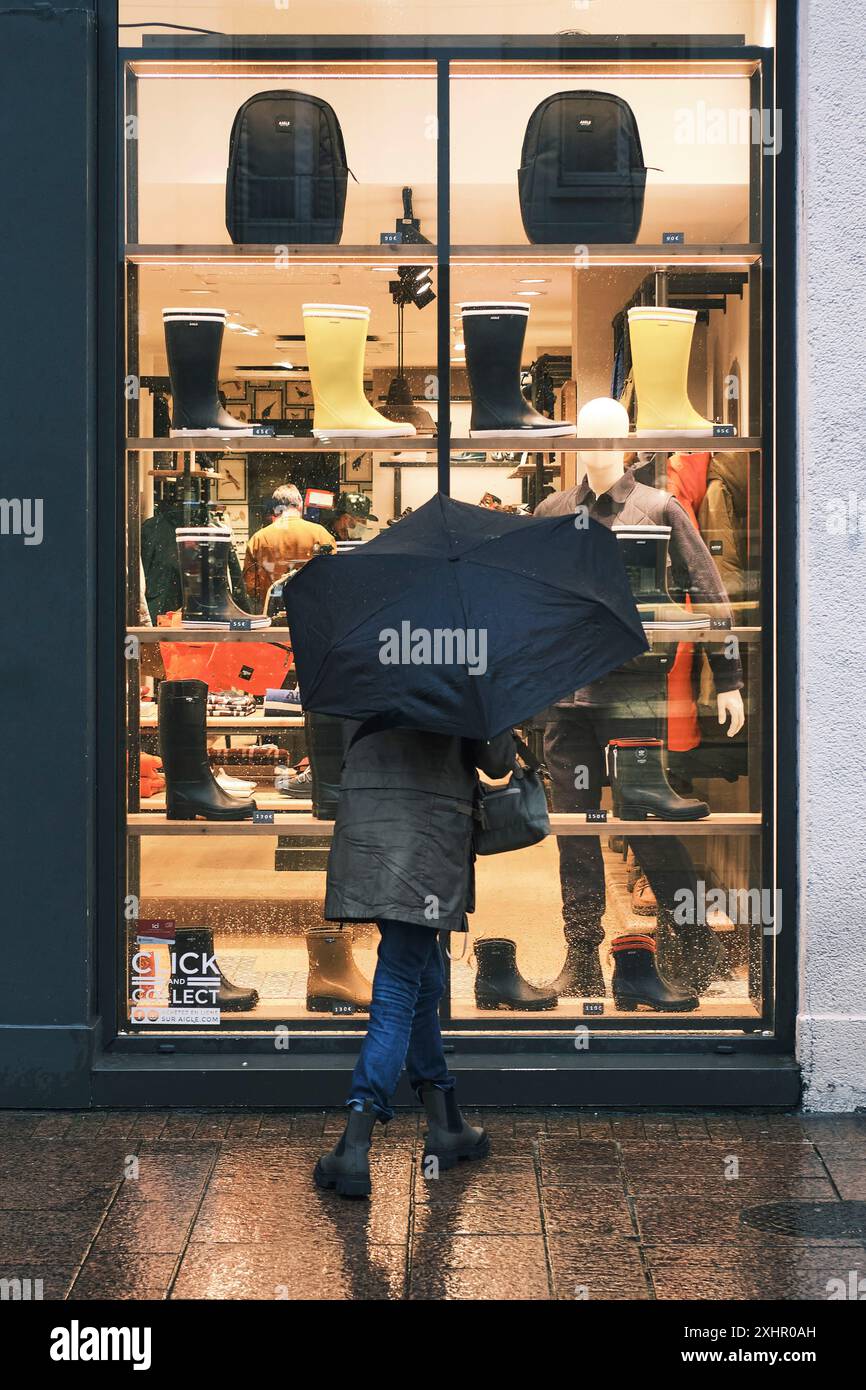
[242,484,334,610]
[327,491,379,542]
[314,722,516,1199]
[534,398,745,1005]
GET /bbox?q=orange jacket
[664,453,711,753]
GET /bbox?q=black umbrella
[285,493,647,740]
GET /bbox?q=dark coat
[324,727,516,932]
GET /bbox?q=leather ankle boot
[314,1104,377,1198]
[418,1084,489,1171]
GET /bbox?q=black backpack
[226,91,349,244]
[519,92,647,244]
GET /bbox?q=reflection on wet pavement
[0,1109,863,1300]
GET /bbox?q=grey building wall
[797,0,866,1109]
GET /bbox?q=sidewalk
[1,1108,864,1300]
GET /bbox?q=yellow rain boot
[627,307,714,437]
[302,303,415,440]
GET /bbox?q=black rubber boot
[614,526,711,633]
[547,930,605,997]
[473,937,558,1011]
[176,527,271,629]
[611,933,699,1012]
[461,302,574,439]
[158,679,257,821]
[314,1104,377,1198]
[163,308,255,436]
[305,712,348,820]
[418,1084,489,1171]
[173,926,259,1012]
[608,739,709,821]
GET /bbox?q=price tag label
[663,231,685,244]
[709,541,724,556]
[252,425,276,436]
[713,423,736,437]
[253,811,275,824]
[380,231,402,244]
[710,616,732,631]
[229,619,252,631]
[583,1002,605,1016]
[585,810,608,825]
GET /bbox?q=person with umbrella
[285,493,647,1199]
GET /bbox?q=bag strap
[512,733,541,773]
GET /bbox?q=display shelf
[130,626,291,644]
[127,811,762,837]
[140,792,312,812]
[449,435,763,454]
[147,467,223,479]
[139,710,304,729]
[130,625,758,648]
[126,434,761,454]
[451,244,763,267]
[126,243,761,268]
[126,436,437,453]
[126,244,440,266]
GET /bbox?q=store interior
[122,26,773,1034]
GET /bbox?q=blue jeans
[348,920,455,1122]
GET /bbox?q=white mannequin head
[577,398,630,496]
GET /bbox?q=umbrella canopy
[285,493,648,740]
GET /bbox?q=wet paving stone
[625,1173,836,1200]
[620,1142,827,1180]
[413,1188,543,1236]
[90,1195,202,1254]
[541,1186,636,1238]
[647,1242,866,1300]
[1,1107,863,1301]
[819,1163,866,1200]
[173,1240,407,1300]
[69,1252,177,1300]
[0,1205,107,1264]
[547,1235,651,1300]
[409,1234,550,1300]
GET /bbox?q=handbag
[473,736,551,856]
